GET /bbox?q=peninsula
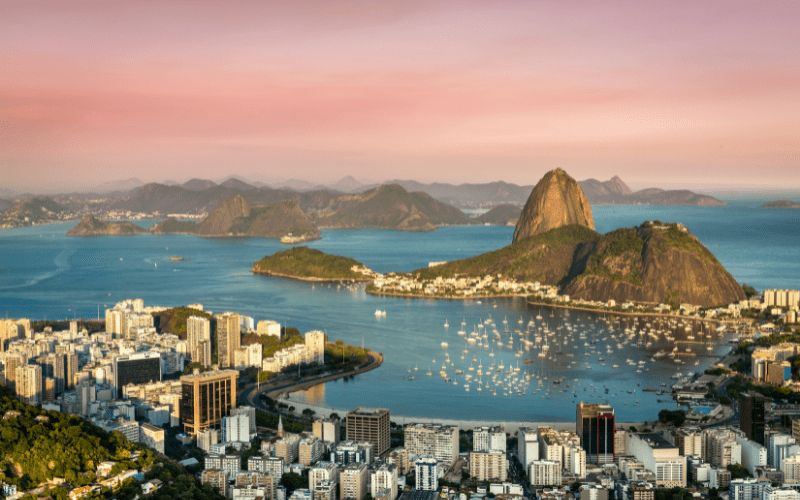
[761,199,800,209]
[252,247,374,282]
[370,169,746,308]
[66,214,148,236]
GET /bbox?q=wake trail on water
[0,246,75,290]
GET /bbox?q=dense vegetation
[411,225,598,282]
[151,307,214,339]
[0,385,223,500]
[253,247,369,281]
[657,409,686,427]
[578,227,644,286]
[149,218,198,234]
[242,327,306,358]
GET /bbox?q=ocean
[0,203,797,421]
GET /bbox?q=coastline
[252,269,372,283]
[526,300,745,327]
[366,289,528,301]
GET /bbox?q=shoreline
[366,289,528,301]
[252,269,372,283]
[525,300,733,326]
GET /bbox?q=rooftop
[635,433,676,450]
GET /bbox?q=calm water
[1,204,798,422]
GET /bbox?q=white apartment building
[314,418,341,445]
[371,463,398,500]
[729,479,772,500]
[625,433,686,488]
[310,462,339,492]
[198,429,219,453]
[530,460,561,487]
[231,406,257,434]
[416,456,439,491]
[404,423,460,466]
[222,413,251,443]
[474,426,507,453]
[257,320,281,338]
[207,454,243,481]
[734,432,767,474]
[140,422,165,454]
[518,427,540,472]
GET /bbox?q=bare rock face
[195,194,251,236]
[513,169,595,243]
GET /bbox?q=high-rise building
[305,330,326,364]
[201,470,230,497]
[180,368,239,434]
[65,353,78,389]
[741,393,766,445]
[216,312,241,369]
[257,320,281,338]
[140,423,166,454]
[577,402,615,464]
[371,463,398,500]
[16,364,42,405]
[340,463,369,500]
[299,435,322,466]
[187,316,212,365]
[473,426,506,453]
[198,429,220,453]
[36,353,65,394]
[313,418,341,445]
[416,456,439,491]
[114,352,161,397]
[518,427,540,472]
[222,413,251,443]
[470,451,508,482]
[231,406,257,434]
[3,355,23,391]
[530,460,561,487]
[625,433,687,487]
[309,462,339,492]
[404,423,460,466]
[346,408,390,457]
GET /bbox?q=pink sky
[2,0,799,192]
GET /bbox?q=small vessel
[444,319,449,328]
[374,309,386,317]
[441,341,449,348]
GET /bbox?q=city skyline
[2,1,799,193]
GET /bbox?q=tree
[302,409,316,420]
[329,413,340,421]
[727,464,751,480]
[280,472,308,495]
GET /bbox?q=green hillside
[252,247,369,281]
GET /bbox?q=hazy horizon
[3,1,798,193]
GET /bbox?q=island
[252,247,375,282]
[761,200,800,209]
[66,214,148,236]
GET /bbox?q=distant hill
[182,178,217,191]
[0,197,66,228]
[150,195,320,241]
[475,205,521,226]
[413,222,745,307]
[351,177,725,208]
[313,183,472,231]
[761,200,800,209]
[89,177,144,193]
[329,175,365,193]
[253,247,369,281]
[66,214,148,236]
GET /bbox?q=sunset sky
[2,0,799,193]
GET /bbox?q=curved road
[238,352,383,410]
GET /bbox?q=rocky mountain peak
[512,169,595,243]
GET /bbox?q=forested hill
[0,384,224,500]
